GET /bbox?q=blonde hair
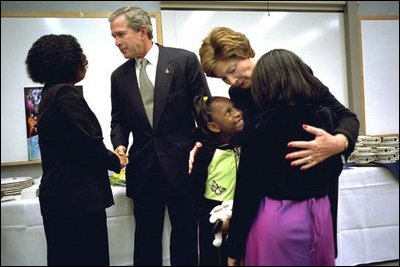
[199,27,255,77]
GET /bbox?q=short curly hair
[25,34,87,84]
[199,27,255,77]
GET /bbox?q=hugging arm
[188,142,203,174]
[286,88,359,170]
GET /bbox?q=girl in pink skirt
[226,49,354,266]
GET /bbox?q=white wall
[1,10,348,163]
[161,10,348,103]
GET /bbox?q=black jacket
[226,104,351,259]
[110,44,210,199]
[38,83,120,217]
[229,85,359,258]
[229,85,359,158]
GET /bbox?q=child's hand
[228,257,242,266]
[221,219,230,233]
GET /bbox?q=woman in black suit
[25,34,122,266]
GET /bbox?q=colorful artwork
[24,87,42,160]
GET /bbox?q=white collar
[135,42,159,67]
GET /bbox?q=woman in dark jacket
[25,34,122,266]
[199,26,358,168]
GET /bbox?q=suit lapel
[153,45,172,130]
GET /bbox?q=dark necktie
[139,58,154,127]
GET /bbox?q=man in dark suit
[108,6,210,266]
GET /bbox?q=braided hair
[193,95,226,145]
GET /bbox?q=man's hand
[115,145,129,167]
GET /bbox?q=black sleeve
[110,73,130,150]
[56,85,120,173]
[225,143,261,259]
[186,52,211,106]
[320,87,360,158]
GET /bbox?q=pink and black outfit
[226,104,345,266]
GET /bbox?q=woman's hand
[188,142,203,174]
[286,124,348,170]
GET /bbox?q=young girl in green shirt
[191,95,244,266]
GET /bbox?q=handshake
[209,199,233,247]
[114,145,129,168]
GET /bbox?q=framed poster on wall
[24,87,41,160]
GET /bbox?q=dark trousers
[198,198,228,266]
[133,159,198,266]
[42,210,110,266]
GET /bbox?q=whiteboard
[360,18,399,135]
[1,14,161,163]
[161,10,348,104]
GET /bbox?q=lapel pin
[165,68,170,74]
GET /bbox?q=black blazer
[229,85,359,157]
[38,83,120,217]
[110,44,210,198]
